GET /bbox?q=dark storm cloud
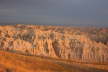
[0,0,108,26]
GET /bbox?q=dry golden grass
[0,50,108,72]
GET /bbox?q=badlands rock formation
[0,24,108,64]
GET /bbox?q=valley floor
[0,50,108,72]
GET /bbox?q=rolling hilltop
[0,24,108,64]
[0,50,108,72]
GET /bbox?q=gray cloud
[0,0,108,26]
[0,9,16,16]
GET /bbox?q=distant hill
[0,23,108,27]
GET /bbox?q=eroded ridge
[0,24,108,64]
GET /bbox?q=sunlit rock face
[0,24,108,64]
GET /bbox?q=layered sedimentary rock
[0,24,108,64]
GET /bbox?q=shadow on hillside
[56,61,108,72]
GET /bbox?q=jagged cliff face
[0,24,108,64]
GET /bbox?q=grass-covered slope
[0,50,108,72]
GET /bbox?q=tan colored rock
[0,24,108,64]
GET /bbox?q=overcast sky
[0,0,108,26]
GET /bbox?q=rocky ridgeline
[0,24,108,64]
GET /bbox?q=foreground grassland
[0,50,108,72]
